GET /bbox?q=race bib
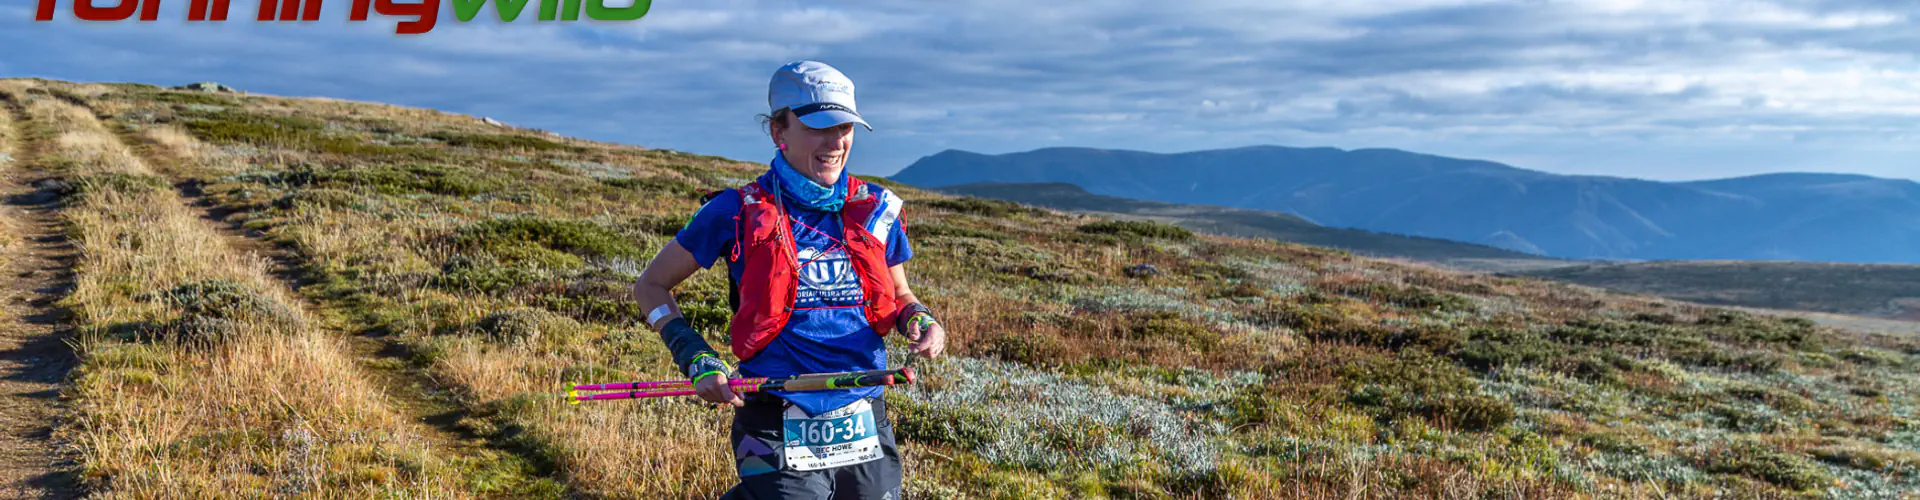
[781,399,882,471]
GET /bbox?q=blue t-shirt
[675,169,912,416]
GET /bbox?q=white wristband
[646,305,673,328]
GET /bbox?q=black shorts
[721,393,903,500]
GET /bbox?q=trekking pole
[566,367,916,404]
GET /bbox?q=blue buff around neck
[771,153,847,212]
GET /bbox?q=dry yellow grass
[26,96,477,498]
[0,98,15,297]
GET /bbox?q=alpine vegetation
[13,77,1920,499]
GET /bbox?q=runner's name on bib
[781,399,882,471]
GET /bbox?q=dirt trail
[109,122,527,482]
[174,178,484,454]
[0,97,83,498]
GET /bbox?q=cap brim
[796,108,873,131]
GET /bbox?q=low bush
[1076,220,1192,241]
[143,279,303,345]
[432,255,555,295]
[912,222,1011,241]
[978,332,1070,367]
[923,197,1033,218]
[1416,394,1515,432]
[619,214,689,237]
[1335,351,1506,431]
[1334,282,1474,312]
[1687,440,1832,491]
[272,188,361,211]
[1809,442,1920,473]
[181,110,398,155]
[124,91,239,107]
[319,163,502,197]
[992,261,1092,284]
[601,176,705,199]
[1454,327,1560,372]
[1123,311,1222,352]
[424,131,572,152]
[453,217,645,260]
[473,307,585,347]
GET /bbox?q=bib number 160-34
[782,399,882,471]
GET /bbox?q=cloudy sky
[6,0,1918,182]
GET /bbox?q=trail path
[0,95,83,499]
[108,114,556,495]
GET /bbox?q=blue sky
[6,0,1918,182]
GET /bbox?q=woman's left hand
[907,316,946,359]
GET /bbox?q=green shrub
[980,333,1069,367]
[1809,443,1920,473]
[125,91,239,107]
[1452,327,1558,373]
[923,197,1033,218]
[1336,351,1497,430]
[142,279,303,345]
[1333,283,1474,312]
[534,280,654,326]
[887,395,1000,451]
[1563,351,1636,384]
[424,131,571,151]
[182,111,351,152]
[1075,220,1192,241]
[473,307,584,347]
[601,176,705,199]
[1549,317,1674,348]
[1840,348,1907,367]
[1687,441,1832,491]
[1123,311,1221,352]
[1695,310,1821,348]
[620,214,689,237]
[1578,431,1649,454]
[319,163,502,197]
[432,255,553,295]
[1669,347,1785,373]
[272,188,361,211]
[992,261,1091,284]
[1204,282,1268,300]
[453,217,644,260]
[1416,394,1515,432]
[1182,261,1252,282]
[912,222,1010,241]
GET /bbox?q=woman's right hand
[696,374,745,407]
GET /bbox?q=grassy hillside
[933,182,1566,272]
[10,78,1920,498]
[1521,261,1920,321]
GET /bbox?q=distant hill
[891,147,1920,263]
[1518,261,1920,320]
[937,182,1567,272]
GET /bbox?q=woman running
[631,60,947,500]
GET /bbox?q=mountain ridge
[935,181,1567,272]
[892,145,1920,263]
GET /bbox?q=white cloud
[3,0,1917,182]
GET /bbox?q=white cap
[768,60,872,131]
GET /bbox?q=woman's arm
[632,240,742,406]
[891,264,946,359]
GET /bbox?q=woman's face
[773,116,855,184]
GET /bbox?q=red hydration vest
[725,177,899,361]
